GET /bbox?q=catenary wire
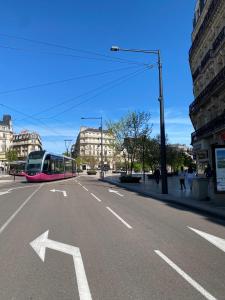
[0,65,142,96]
[0,34,148,66]
[0,44,147,67]
[1,66,150,143]
[50,66,150,118]
[18,65,154,122]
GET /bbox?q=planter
[87,170,97,175]
[119,175,141,183]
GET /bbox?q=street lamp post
[81,117,104,179]
[110,46,168,194]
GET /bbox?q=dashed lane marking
[106,206,132,229]
[154,250,217,300]
[90,193,102,202]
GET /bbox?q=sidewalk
[103,174,225,220]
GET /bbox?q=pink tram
[24,150,76,182]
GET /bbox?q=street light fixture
[110,45,168,194]
[81,117,104,179]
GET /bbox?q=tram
[24,150,76,182]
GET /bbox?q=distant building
[170,144,193,157]
[12,130,42,160]
[0,115,13,165]
[72,127,116,170]
[189,0,225,170]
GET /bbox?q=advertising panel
[214,146,225,193]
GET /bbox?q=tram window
[65,159,72,173]
[43,155,51,174]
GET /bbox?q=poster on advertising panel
[215,147,225,193]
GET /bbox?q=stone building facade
[72,127,116,170]
[0,115,13,165]
[189,0,225,170]
[12,131,42,160]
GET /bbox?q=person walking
[178,166,186,190]
[204,163,213,178]
[187,166,195,191]
[154,168,160,184]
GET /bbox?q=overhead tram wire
[0,33,148,66]
[50,66,151,119]
[4,65,151,134]
[30,66,151,129]
[15,64,155,122]
[0,64,142,96]
[0,44,146,67]
[0,103,69,149]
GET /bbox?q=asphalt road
[0,175,224,300]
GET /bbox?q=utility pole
[64,139,72,157]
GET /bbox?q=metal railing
[191,110,225,144]
[190,64,225,114]
[189,0,221,59]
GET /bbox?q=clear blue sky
[0,0,196,153]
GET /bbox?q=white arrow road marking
[50,189,67,197]
[106,207,132,229]
[188,227,225,253]
[155,250,217,300]
[30,231,92,300]
[0,190,11,196]
[108,189,124,197]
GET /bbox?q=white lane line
[154,250,217,300]
[82,186,88,192]
[0,184,43,235]
[106,207,132,229]
[90,193,102,202]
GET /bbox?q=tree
[5,149,18,162]
[83,156,98,169]
[142,137,161,173]
[107,111,152,174]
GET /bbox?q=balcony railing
[191,26,225,82]
[190,64,225,114]
[192,66,201,81]
[189,0,220,60]
[191,110,225,144]
[201,49,213,70]
[213,26,225,51]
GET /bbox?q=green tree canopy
[5,149,18,162]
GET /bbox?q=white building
[189,0,225,169]
[72,127,116,170]
[0,115,13,167]
[12,130,42,160]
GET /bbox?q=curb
[101,178,225,221]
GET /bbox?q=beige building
[0,115,13,166]
[72,127,116,170]
[12,131,42,160]
[189,0,225,169]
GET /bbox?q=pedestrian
[178,166,186,190]
[204,163,212,178]
[154,168,160,184]
[187,166,195,191]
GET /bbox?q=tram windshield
[26,151,45,173]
